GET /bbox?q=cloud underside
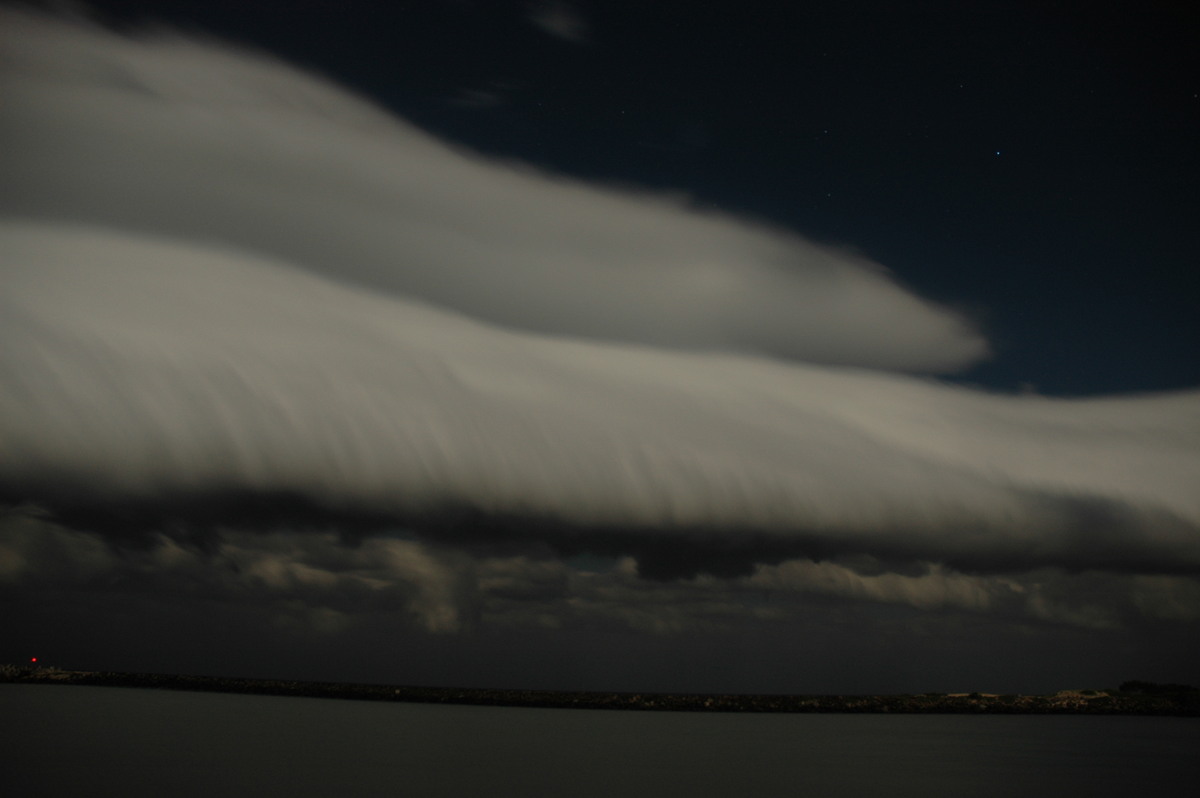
[1,10,1199,641]
[4,516,1199,639]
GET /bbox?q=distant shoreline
[4,667,1198,715]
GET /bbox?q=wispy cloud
[527,1,588,43]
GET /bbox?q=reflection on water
[3,685,1197,797]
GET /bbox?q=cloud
[527,1,588,43]
[747,559,1003,613]
[2,220,1198,582]
[0,8,986,373]
[445,86,509,109]
[1,9,1198,666]
[0,508,468,634]
[5,510,1197,644]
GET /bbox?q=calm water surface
[3,684,1196,797]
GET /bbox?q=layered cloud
[0,7,986,373]
[2,8,1199,661]
[3,221,1198,581]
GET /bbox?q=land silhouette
[4,665,1197,715]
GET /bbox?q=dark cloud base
[7,480,1198,582]
[5,499,1199,694]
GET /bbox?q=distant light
[995,150,1001,156]
[31,657,37,663]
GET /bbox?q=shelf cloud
[3,221,1197,582]
[2,9,1198,664]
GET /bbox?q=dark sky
[1,1,1198,694]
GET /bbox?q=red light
[31,657,37,663]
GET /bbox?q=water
[3,684,1196,797]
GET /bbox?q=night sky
[2,0,1198,694]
